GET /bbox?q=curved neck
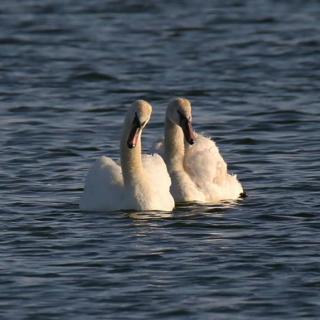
[164,116,185,171]
[120,119,144,186]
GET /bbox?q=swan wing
[184,134,243,201]
[184,134,227,184]
[155,134,229,184]
[79,156,125,211]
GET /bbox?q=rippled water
[1,0,320,319]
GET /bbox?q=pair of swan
[80,98,245,212]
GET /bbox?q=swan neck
[164,117,185,170]
[120,119,144,186]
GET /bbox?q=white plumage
[157,98,245,203]
[184,134,244,202]
[80,100,174,212]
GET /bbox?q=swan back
[79,156,125,211]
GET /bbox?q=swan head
[167,97,195,145]
[126,100,152,149]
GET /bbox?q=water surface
[1,1,320,319]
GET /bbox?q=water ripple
[1,0,320,319]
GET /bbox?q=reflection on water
[128,210,174,221]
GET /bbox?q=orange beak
[127,113,142,149]
[127,125,141,149]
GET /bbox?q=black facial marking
[177,110,194,145]
[177,110,185,120]
[133,112,141,128]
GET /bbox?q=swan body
[80,100,174,212]
[158,97,244,203]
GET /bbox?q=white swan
[156,97,245,203]
[80,100,175,212]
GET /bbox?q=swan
[155,97,245,203]
[80,100,175,212]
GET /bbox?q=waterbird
[154,97,245,203]
[80,100,175,212]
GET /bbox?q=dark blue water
[1,1,320,319]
